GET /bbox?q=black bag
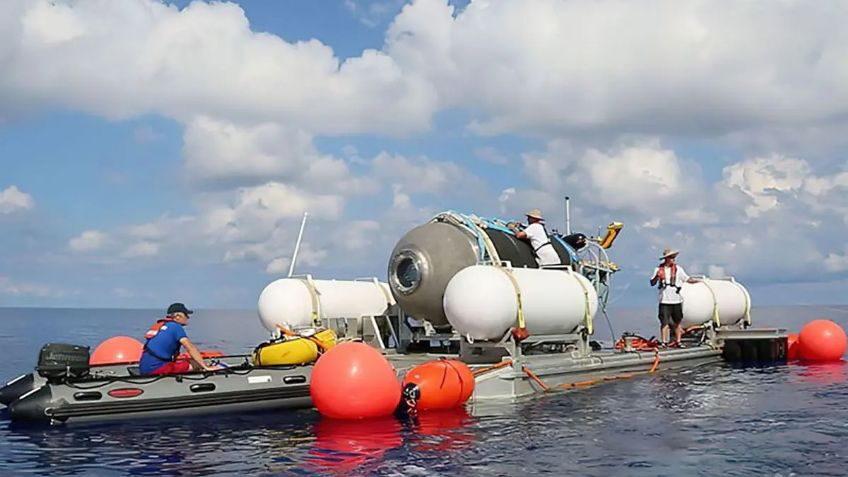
[36,343,90,379]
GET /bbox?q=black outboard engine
[36,343,90,381]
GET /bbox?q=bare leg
[660,324,669,343]
[673,324,683,344]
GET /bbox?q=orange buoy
[799,319,847,362]
[402,359,475,411]
[787,333,800,361]
[310,342,400,419]
[90,336,144,365]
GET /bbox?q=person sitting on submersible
[508,209,561,267]
[650,249,698,347]
[139,303,219,376]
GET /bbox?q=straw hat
[659,248,679,260]
[525,209,544,220]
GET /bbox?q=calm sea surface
[1,306,847,476]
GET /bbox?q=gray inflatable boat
[0,344,313,425]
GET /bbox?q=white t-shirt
[524,223,560,266]
[652,264,689,304]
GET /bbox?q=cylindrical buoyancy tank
[258,278,394,332]
[443,265,598,340]
[679,279,751,327]
[388,220,572,327]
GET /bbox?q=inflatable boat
[0,344,315,425]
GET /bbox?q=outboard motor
[36,343,90,381]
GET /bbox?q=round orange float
[786,332,800,361]
[402,359,475,411]
[310,342,400,419]
[90,336,144,365]
[799,319,847,362]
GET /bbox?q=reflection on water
[1,307,848,476]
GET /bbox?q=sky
[1,0,848,310]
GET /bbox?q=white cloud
[474,146,509,165]
[121,241,159,258]
[1,0,437,134]
[721,155,809,218]
[345,0,406,28]
[68,230,108,252]
[824,251,848,273]
[0,185,34,214]
[373,152,481,195]
[387,0,848,137]
[265,257,290,275]
[0,275,62,297]
[521,139,713,223]
[498,187,515,214]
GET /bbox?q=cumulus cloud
[373,151,484,195]
[1,0,436,134]
[121,241,160,258]
[0,275,63,297]
[0,185,34,214]
[68,230,108,252]
[521,139,713,224]
[387,0,848,137]
[721,155,810,218]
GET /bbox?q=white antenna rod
[565,196,572,235]
[288,212,309,278]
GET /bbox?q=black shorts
[658,303,683,327]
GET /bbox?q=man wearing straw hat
[650,248,697,346]
[508,209,561,267]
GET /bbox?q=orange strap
[472,359,513,377]
[649,351,661,373]
[522,366,550,392]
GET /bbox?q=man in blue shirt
[139,303,217,375]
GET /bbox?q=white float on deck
[257,277,395,331]
[680,278,751,327]
[443,265,599,341]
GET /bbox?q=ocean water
[1,306,847,476]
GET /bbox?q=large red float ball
[402,359,475,411]
[310,342,400,419]
[90,336,144,365]
[786,333,800,361]
[798,319,847,362]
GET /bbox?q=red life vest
[656,264,680,291]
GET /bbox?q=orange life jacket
[145,318,176,340]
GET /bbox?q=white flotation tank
[680,278,751,327]
[443,265,598,341]
[258,277,395,332]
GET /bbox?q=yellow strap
[572,270,593,335]
[498,267,526,329]
[700,279,720,327]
